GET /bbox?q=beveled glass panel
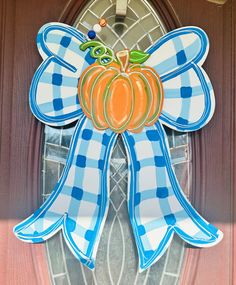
[41,1,191,284]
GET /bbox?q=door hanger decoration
[14,21,223,271]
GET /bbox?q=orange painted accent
[78,50,164,133]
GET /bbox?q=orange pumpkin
[78,50,164,133]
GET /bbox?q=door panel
[170,1,235,284]
[0,0,67,284]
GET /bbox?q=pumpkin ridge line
[78,65,106,117]
[103,73,134,133]
[141,67,164,125]
[90,68,118,130]
[91,68,118,130]
[127,71,153,132]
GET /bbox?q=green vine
[80,41,151,66]
[80,41,115,65]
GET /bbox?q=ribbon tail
[122,121,223,272]
[14,115,117,270]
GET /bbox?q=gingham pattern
[30,24,215,132]
[30,23,95,126]
[146,27,214,132]
[14,24,222,271]
[14,116,117,269]
[160,64,214,131]
[122,121,223,271]
[146,26,208,78]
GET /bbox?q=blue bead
[88,30,96,39]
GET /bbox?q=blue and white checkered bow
[14,23,223,271]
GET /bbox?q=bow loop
[146,26,208,77]
[31,23,95,126]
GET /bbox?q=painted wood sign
[13,22,223,271]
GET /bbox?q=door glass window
[41,1,192,284]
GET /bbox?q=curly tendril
[80,41,115,66]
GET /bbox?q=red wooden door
[0,0,235,284]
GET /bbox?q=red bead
[99,18,107,27]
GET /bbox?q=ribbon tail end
[174,214,224,248]
[13,211,64,243]
[137,227,175,272]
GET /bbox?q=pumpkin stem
[116,49,130,72]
